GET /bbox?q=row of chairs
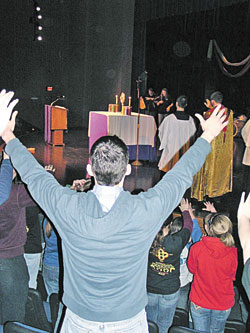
[2,287,246,332]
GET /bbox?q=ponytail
[219,232,235,247]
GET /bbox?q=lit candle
[128,96,131,107]
[115,95,118,105]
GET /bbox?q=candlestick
[115,95,118,105]
[128,96,131,107]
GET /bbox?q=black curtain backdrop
[132,0,250,116]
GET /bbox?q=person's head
[176,95,188,110]
[161,88,168,97]
[87,135,131,186]
[204,213,235,247]
[151,215,182,253]
[210,91,223,107]
[159,215,182,239]
[148,88,154,96]
[167,216,183,235]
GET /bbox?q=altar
[88,111,157,161]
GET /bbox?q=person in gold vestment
[191,91,233,201]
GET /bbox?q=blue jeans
[0,255,29,325]
[177,283,190,311]
[190,301,231,332]
[146,289,180,333]
[42,263,59,300]
[60,308,148,332]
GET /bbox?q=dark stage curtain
[131,0,250,115]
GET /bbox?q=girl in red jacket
[188,213,237,332]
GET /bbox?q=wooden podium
[44,105,67,146]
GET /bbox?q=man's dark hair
[90,135,129,186]
[210,91,223,103]
[176,95,188,108]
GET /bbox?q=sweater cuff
[195,137,211,155]
[5,138,21,156]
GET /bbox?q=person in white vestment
[158,95,196,172]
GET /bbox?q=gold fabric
[161,139,193,173]
[191,108,233,201]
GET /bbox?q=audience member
[237,192,250,301]
[191,91,234,201]
[42,218,60,299]
[178,201,202,311]
[0,152,29,325]
[23,165,55,289]
[1,89,228,332]
[24,204,43,289]
[155,88,173,126]
[158,95,196,173]
[146,198,193,332]
[188,212,237,332]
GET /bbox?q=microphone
[50,95,65,106]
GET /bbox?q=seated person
[155,88,173,126]
[143,88,157,119]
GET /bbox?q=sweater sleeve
[140,137,211,236]
[191,219,202,243]
[5,138,72,225]
[186,218,202,250]
[0,159,13,205]
[182,210,193,234]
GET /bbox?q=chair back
[225,319,246,333]
[224,286,245,332]
[148,320,159,333]
[4,322,49,333]
[49,293,59,330]
[169,326,202,332]
[24,289,52,332]
[172,308,189,327]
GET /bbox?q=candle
[122,105,125,115]
[115,95,118,105]
[128,96,131,107]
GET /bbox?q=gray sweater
[6,137,210,322]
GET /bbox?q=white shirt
[91,184,123,212]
